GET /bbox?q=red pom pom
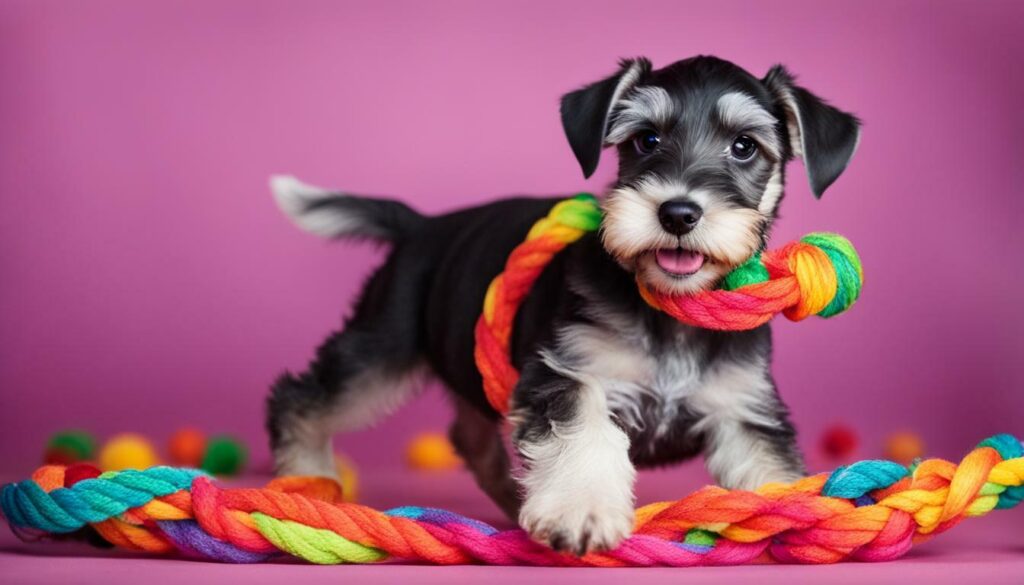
[168,428,207,467]
[64,463,102,487]
[821,425,858,459]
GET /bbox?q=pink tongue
[655,248,705,275]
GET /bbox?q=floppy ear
[560,58,650,178]
[763,65,861,198]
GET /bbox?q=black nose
[657,200,703,235]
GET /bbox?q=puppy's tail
[269,175,424,241]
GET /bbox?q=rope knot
[765,232,864,322]
[639,231,863,331]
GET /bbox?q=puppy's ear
[560,58,650,178]
[763,65,861,198]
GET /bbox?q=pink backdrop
[1,0,1022,475]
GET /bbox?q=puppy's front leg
[691,361,805,490]
[510,358,635,555]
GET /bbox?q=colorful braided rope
[474,194,603,413]
[639,233,863,330]
[474,194,864,414]
[2,435,1020,565]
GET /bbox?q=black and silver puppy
[266,55,860,554]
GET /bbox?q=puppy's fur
[266,55,860,555]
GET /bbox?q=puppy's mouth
[653,247,706,277]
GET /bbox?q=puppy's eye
[730,135,758,161]
[633,131,661,155]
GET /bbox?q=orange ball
[885,431,925,464]
[168,428,207,467]
[406,432,462,471]
[335,453,359,502]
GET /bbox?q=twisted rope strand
[3,435,1020,566]
[474,194,602,413]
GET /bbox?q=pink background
[1,0,1022,479]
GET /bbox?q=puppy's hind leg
[267,255,428,478]
[267,342,425,478]
[449,396,522,522]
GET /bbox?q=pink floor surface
[1,464,1021,585]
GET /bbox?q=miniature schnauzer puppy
[266,55,860,555]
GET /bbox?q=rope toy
[2,435,1020,565]
[474,194,602,413]
[474,193,864,414]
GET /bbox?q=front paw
[519,486,634,555]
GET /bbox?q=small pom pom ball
[885,431,925,464]
[821,424,858,459]
[44,430,97,465]
[334,453,359,502]
[201,436,247,476]
[63,463,102,487]
[99,433,160,471]
[406,432,462,471]
[168,428,207,467]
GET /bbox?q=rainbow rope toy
[475,193,864,414]
[1,435,1020,565]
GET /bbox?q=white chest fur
[543,321,705,437]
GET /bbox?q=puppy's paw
[519,485,634,555]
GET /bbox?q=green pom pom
[722,253,769,291]
[201,436,248,476]
[47,431,97,461]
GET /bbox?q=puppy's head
[561,56,860,294]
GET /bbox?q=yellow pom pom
[406,432,462,472]
[99,433,160,471]
[334,453,359,502]
[885,431,925,464]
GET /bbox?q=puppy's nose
[657,200,703,235]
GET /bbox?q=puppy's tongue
[655,248,705,276]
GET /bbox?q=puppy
[266,55,860,555]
